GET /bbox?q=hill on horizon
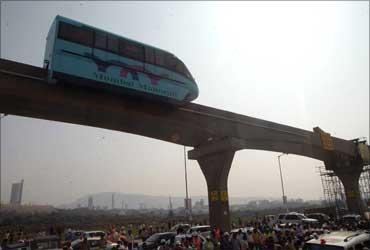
[58,192,276,209]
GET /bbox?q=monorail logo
[88,53,161,85]
[93,72,177,98]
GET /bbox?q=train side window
[107,35,119,53]
[155,50,165,66]
[58,21,93,47]
[176,61,185,74]
[119,39,144,61]
[165,54,179,71]
[145,47,155,64]
[94,31,107,50]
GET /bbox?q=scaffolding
[317,165,370,218]
[359,165,370,204]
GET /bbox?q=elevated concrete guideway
[0,59,368,230]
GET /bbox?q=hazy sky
[1,1,368,206]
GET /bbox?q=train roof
[54,15,176,58]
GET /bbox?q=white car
[71,237,102,250]
[175,234,207,250]
[276,212,318,225]
[303,230,370,250]
[187,225,211,237]
[83,231,106,239]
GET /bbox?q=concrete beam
[0,59,359,160]
[189,137,331,162]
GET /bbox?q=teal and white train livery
[44,15,199,104]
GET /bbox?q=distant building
[257,199,270,208]
[193,198,205,209]
[10,179,24,205]
[139,203,147,210]
[168,196,174,218]
[184,198,192,210]
[200,199,204,207]
[88,196,93,209]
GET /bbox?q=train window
[119,39,144,61]
[165,54,179,71]
[107,35,119,53]
[94,31,107,50]
[58,22,93,47]
[155,50,165,66]
[145,47,155,64]
[175,61,185,74]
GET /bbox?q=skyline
[0,1,368,206]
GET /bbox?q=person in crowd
[220,232,231,250]
[192,233,202,250]
[231,233,241,250]
[240,234,248,250]
[81,236,90,250]
[99,235,106,249]
[157,239,167,250]
[246,231,254,250]
[205,236,215,250]
[174,241,184,250]
[1,238,8,250]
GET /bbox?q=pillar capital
[188,137,243,160]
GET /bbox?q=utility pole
[0,114,8,208]
[277,153,289,212]
[184,146,192,222]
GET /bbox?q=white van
[303,230,370,250]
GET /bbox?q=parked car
[105,242,125,250]
[170,224,191,234]
[339,214,362,225]
[276,212,318,225]
[65,230,84,242]
[71,237,102,250]
[186,226,211,237]
[230,226,255,235]
[306,213,331,224]
[83,231,106,239]
[174,234,206,245]
[3,242,30,250]
[30,235,61,250]
[139,232,176,250]
[303,230,370,250]
[2,236,61,250]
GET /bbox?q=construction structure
[318,165,370,218]
[9,179,24,205]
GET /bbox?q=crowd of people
[98,219,369,250]
[1,217,369,250]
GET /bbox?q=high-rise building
[88,196,93,209]
[168,196,174,218]
[111,193,115,210]
[184,198,192,210]
[10,179,24,205]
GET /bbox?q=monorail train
[43,15,199,104]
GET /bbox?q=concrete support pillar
[335,168,365,215]
[196,150,235,232]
